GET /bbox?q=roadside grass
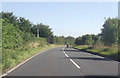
[0,46,1,75]
[2,42,64,72]
[74,44,118,61]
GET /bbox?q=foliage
[74,45,118,61]
[118,19,120,61]
[75,18,118,46]
[101,18,118,45]
[75,36,82,45]
[47,35,54,44]
[18,17,32,33]
[53,36,65,45]
[2,42,51,71]
[53,36,75,45]
[31,23,53,38]
[75,34,100,45]
[2,21,23,50]
[74,17,118,61]
[1,12,18,26]
[65,36,75,45]
[1,12,51,71]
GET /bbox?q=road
[3,47,119,77]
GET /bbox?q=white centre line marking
[69,59,80,69]
[65,54,69,57]
[62,48,80,69]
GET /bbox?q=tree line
[1,12,75,50]
[75,18,118,46]
[1,12,119,69]
[1,12,119,48]
[2,11,53,70]
[2,11,119,70]
[1,12,76,70]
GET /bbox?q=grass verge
[2,44,64,73]
[74,45,119,61]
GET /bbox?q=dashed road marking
[63,48,80,69]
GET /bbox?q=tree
[1,12,33,34]
[75,36,82,45]
[118,20,120,45]
[18,17,32,33]
[31,23,53,38]
[64,36,75,45]
[1,12,18,26]
[118,19,120,61]
[31,25,37,36]
[101,18,118,45]
[2,20,23,50]
[47,35,54,44]
[53,36,65,45]
[91,34,100,44]
[75,34,99,45]
[83,34,94,45]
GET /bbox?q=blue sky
[2,2,118,38]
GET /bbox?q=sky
[2,2,118,38]
[1,0,119,2]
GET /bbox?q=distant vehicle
[66,43,69,48]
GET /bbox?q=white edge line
[63,48,80,69]
[2,49,48,77]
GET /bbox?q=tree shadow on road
[60,49,113,61]
[59,49,80,52]
[64,57,111,61]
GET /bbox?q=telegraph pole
[37,25,39,37]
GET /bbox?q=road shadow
[65,50,80,52]
[60,48,116,61]
[59,49,80,52]
[64,56,111,61]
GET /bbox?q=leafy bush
[1,12,51,71]
[2,22,23,50]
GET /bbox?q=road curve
[3,47,119,77]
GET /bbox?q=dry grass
[74,44,118,61]
[2,42,64,72]
[29,42,40,48]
